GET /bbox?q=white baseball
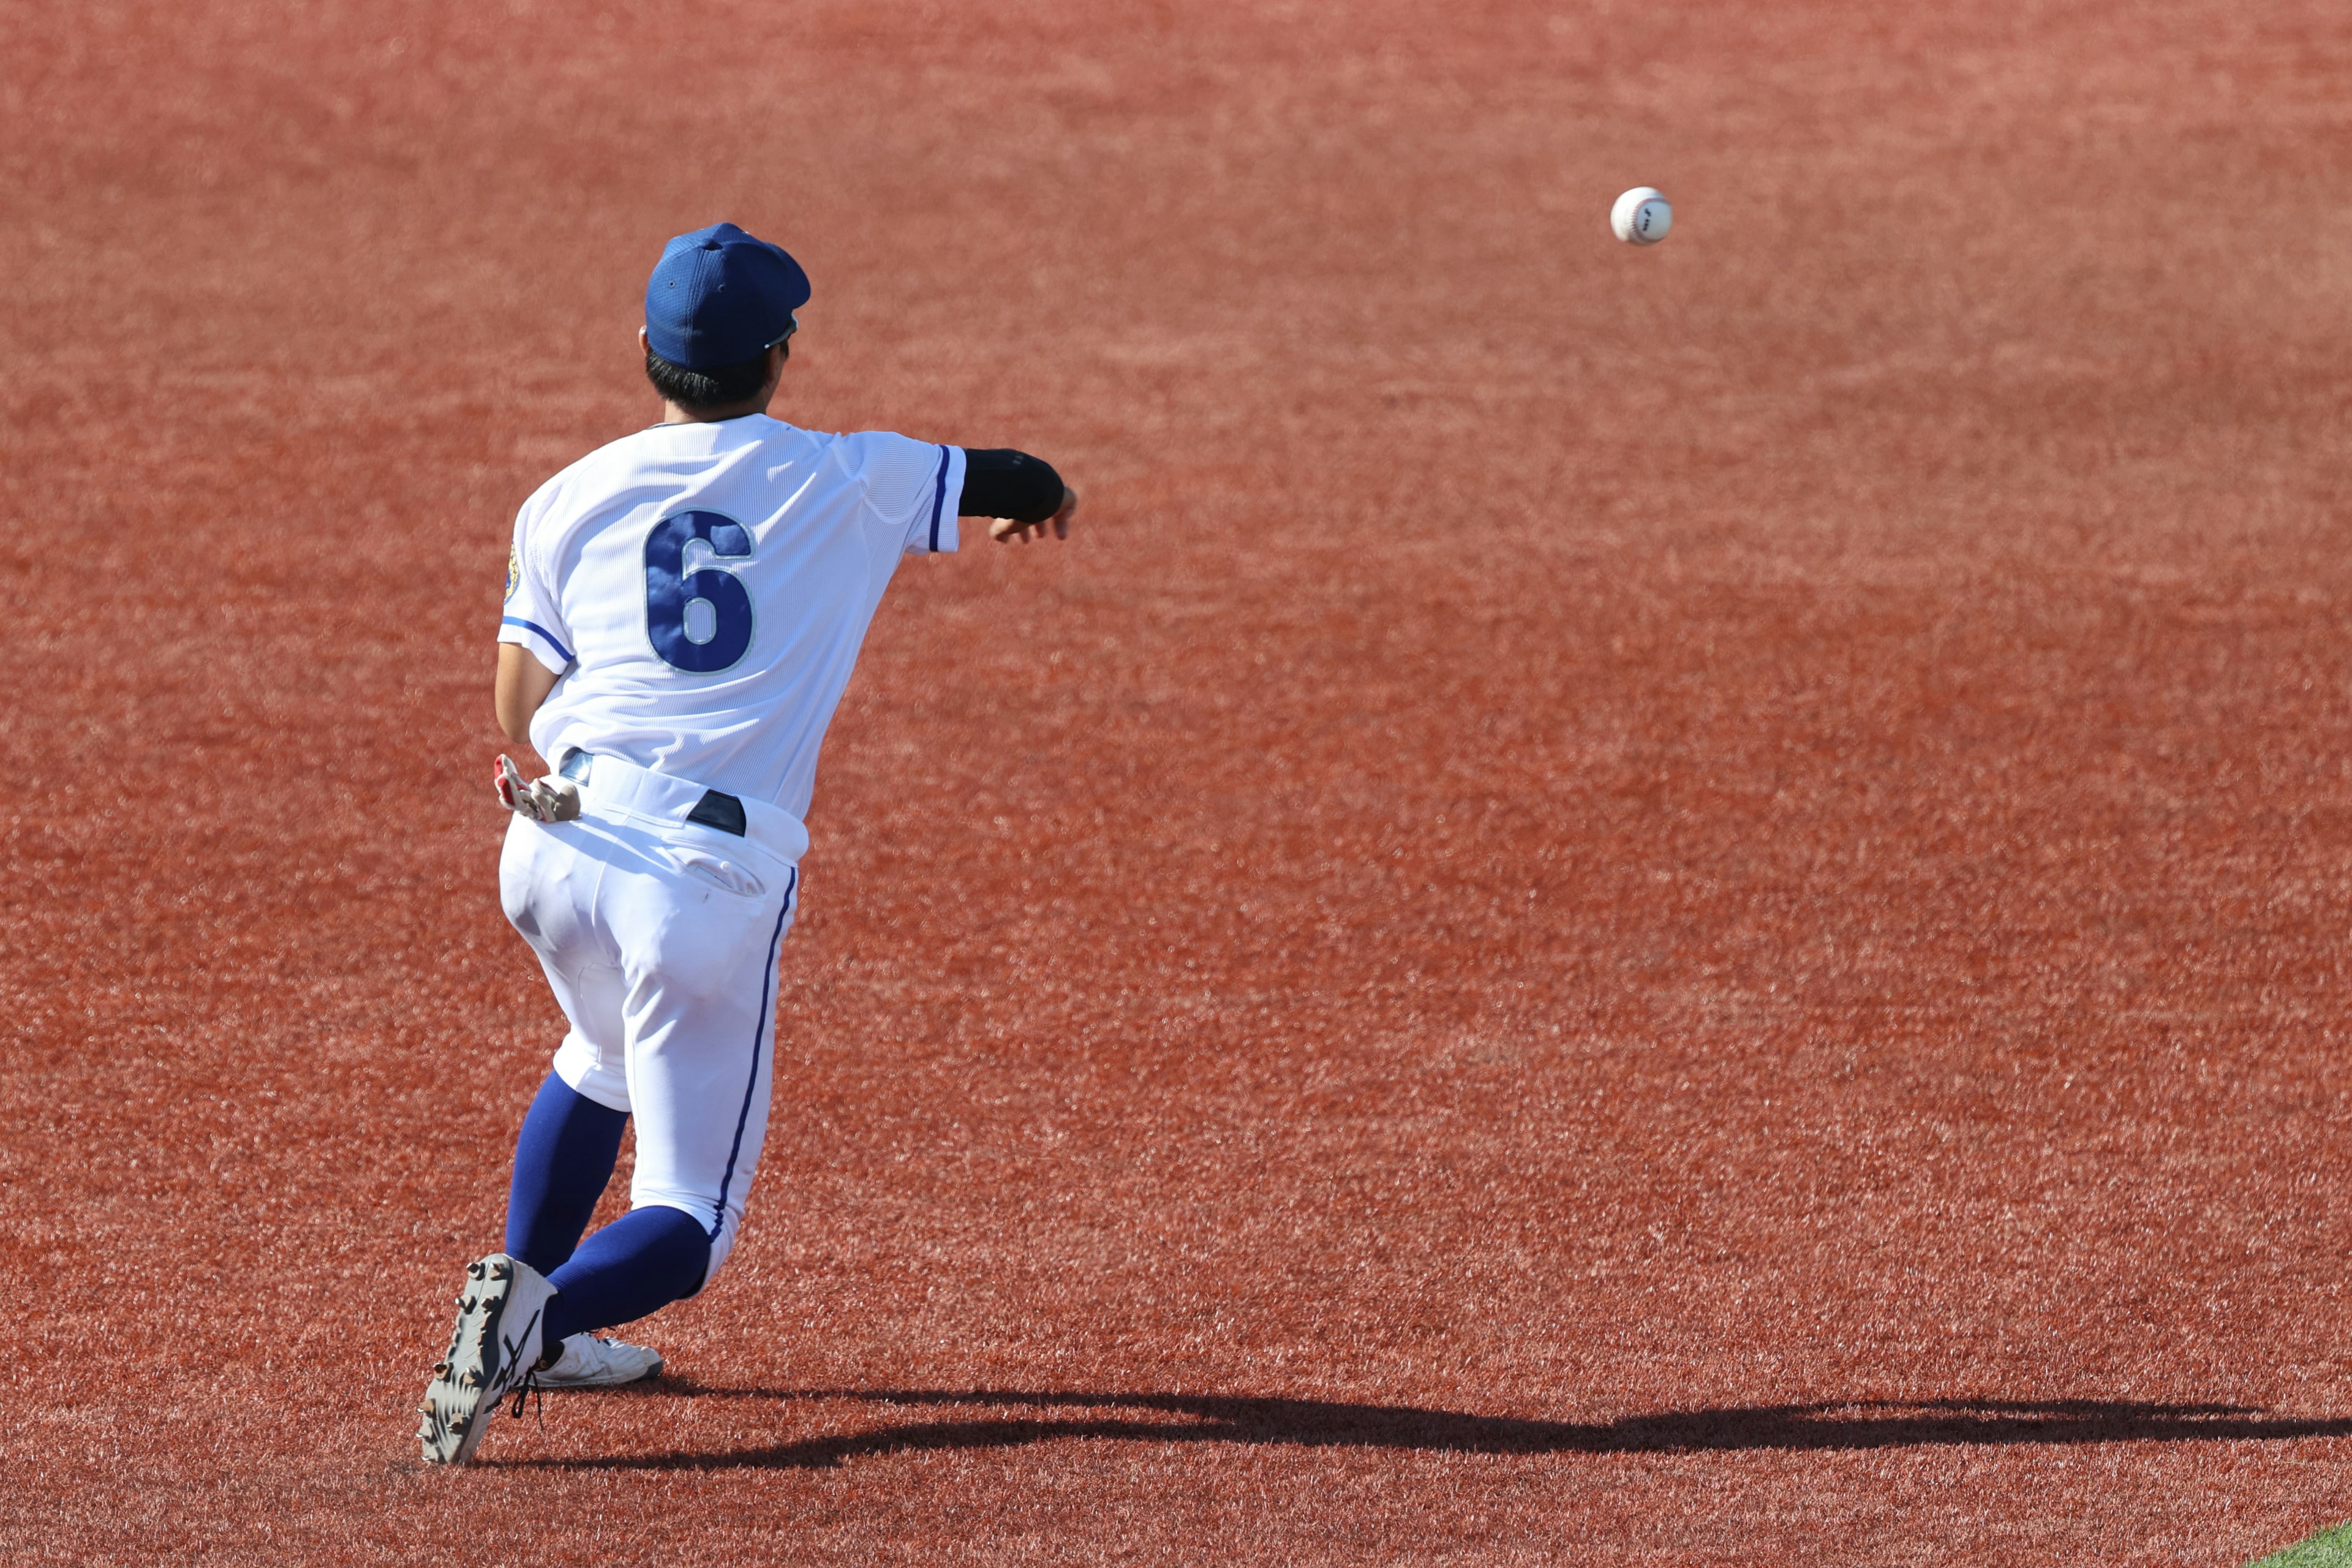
[1611,187,1672,246]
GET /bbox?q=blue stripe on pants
[709,867,796,1238]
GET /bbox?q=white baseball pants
[497,753,807,1283]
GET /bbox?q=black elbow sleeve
[957,448,1065,522]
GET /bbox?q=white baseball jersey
[498,414,967,828]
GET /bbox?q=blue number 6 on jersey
[644,511,754,673]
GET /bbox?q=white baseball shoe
[417,1253,556,1466]
[535,1333,664,1389]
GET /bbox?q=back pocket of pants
[670,848,766,900]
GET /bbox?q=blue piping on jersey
[710,867,797,1241]
[927,445,949,552]
[500,616,576,666]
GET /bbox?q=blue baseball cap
[643,222,812,369]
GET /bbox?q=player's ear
[638,326,652,358]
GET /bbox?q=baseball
[1611,186,1673,246]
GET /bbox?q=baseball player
[417,221,1075,1464]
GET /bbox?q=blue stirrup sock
[500,1069,716,1348]
[503,1072,627,1276]
[541,1205,713,1346]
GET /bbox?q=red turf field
[7,1,2352,1562]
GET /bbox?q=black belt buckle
[559,751,593,783]
[687,790,747,837]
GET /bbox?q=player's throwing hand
[989,486,1077,543]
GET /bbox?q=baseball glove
[493,755,582,823]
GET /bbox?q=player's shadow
[504,1386,2352,1472]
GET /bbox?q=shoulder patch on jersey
[504,548,520,603]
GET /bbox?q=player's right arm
[848,433,1077,556]
[959,448,1077,543]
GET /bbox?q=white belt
[557,752,809,866]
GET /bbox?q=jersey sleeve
[496,492,576,673]
[844,431,966,556]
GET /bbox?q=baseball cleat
[533,1333,664,1389]
[417,1253,556,1465]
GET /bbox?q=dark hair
[644,345,775,410]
